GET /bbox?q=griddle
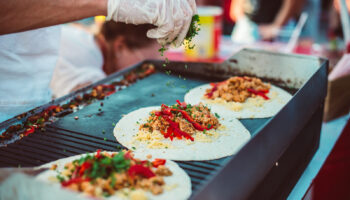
[0,49,328,200]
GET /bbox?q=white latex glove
[107,0,196,47]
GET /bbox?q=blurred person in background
[50,22,161,98]
[0,0,196,123]
[230,0,305,43]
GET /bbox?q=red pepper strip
[145,67,155,75]
[79,162,92,177]
[95,149,102,159]
[124,151,133,160]
[152,159,166,168]
[205,83,218,98]
[176,100,187,109]
[128,164,155,179]
[99,84,116,96]
[23,126,35,136]
[247,88,270,100]
[164,117,194,141]
[170,109,213,131]
[206,81,227,98]
[61,177,91,187]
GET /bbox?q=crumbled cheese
[130,190,148,200]
[165,184,178,191]
[133,130,173,149]
[207,98,243,111]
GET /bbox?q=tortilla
[36,152,191,200]
[114,106,250,161]
[184,83,292,119]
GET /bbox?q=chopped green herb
[180,85,187,89]
[203,129,207,134]
[185,64,188,69]
[132,147,136,150]
[104,138,107,141]
[56,174,65,182]
[207,124,212,129]
[112,123,116,126]
[102,130,105,134]
[165,70,171,75]
[184,14,200,49]
[215,113,220,118]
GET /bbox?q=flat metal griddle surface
[0,67,274,195]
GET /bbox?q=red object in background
[303,119,350,200]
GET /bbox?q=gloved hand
[107,0,196,47]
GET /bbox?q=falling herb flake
[180,85,187,89]
[185,64,188,69]
[104,138,107,141]
[165,70,171,75]
[132,147,136,150]
[112,123,116,126]
[166,81,175,88]
[215,113,220,118]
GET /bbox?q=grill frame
[0,49,328,199]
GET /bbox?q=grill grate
[0,125,228,194]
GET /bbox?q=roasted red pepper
[176,100,187,109]
[247,88,270,100]
[95,149,102,159]
[173,109,213,131]
[205,81,226,98]
[152,159,166,168]
[164,116,194,141]
[23,126,35,136]
[128,164,155,178]
[79,162,92,177]
[61,177,90,187]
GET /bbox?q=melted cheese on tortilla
[133,125,225,147]
[206,91,278,112]
[133,130,172,149]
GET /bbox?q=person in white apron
[0,0,196,123]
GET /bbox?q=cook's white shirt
[50,25,105,98]
[0,26,61,122]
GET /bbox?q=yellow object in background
[185,6,223,59]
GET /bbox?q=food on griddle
[205,76,271,102]
[114,100,250,161]
[37,150,191,200]
[184,76,293,119]
[0,64,155,144]
[140,100,220,141]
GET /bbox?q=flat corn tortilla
[114,107,251,161]
[36,152,191,200]
[184,84,292,119]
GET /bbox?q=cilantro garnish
[215,113,220,118]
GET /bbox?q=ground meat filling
[55,151,171,198]
[205,76,271,103]
[140,102,220,140]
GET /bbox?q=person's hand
[258,24,281,41]
[107,0,196,47]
